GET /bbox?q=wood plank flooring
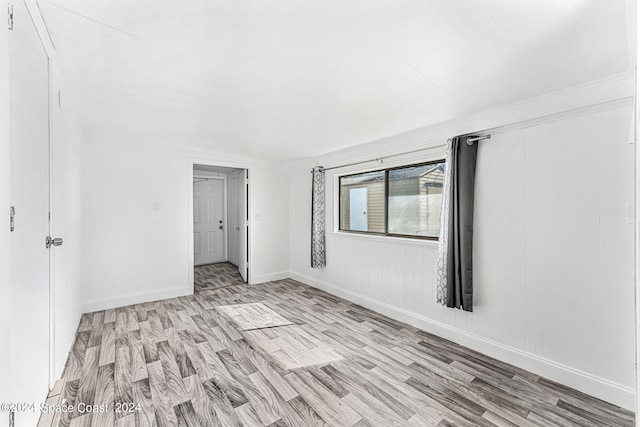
[59,263,635,426]
[195,263,244,291]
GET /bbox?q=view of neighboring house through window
[340,170,386,233]
[339,161,444,239]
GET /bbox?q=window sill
[329,231,439,249]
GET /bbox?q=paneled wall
[289,98,635,409]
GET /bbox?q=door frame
[226,171,242,267]
[193,174,228,265]
[188,159,252,290]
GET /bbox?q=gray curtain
[445,136,478,312]
[311,167,326,268]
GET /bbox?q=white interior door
[228,172,240,266]
[194,178,225,265]
[9,1,51,424]
[238,170,248,282]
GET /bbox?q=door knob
[219,225,224,230]
[46,236,63,248]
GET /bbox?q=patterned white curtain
[436,140,453,304]
[311,167,326,268]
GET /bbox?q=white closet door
[9,1,51,424]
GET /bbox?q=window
[339,160,445,239]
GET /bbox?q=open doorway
[191,164,249,290]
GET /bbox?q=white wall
[80,128,289,312]
[0,3,11,406]
[288,74,636,410]
[50,63,83,380]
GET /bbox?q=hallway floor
[58,264,634,426]
[194,262,244,291]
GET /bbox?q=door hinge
[9,206,15,232]
[7,4,13,30]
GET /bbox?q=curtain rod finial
[466,134,491,145]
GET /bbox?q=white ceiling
[39,0,633,161]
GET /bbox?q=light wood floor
[194,262,244,291]
[59,264,635,426]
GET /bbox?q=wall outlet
[152,201,160,212]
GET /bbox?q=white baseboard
[81,286,192,313]
[290,271,636,411]
[252,271,290,284]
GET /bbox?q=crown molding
[286,71,635,173]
